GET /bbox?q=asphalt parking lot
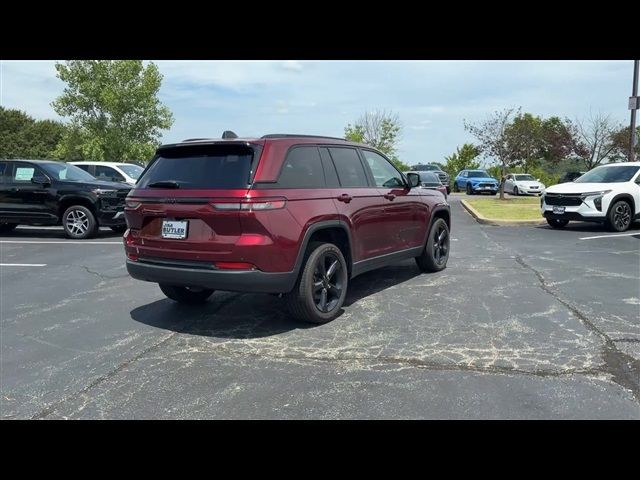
[1,195,639,419]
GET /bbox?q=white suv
[70,162,144,186]
[541,162,640,232]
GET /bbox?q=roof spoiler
[222,130,238,139]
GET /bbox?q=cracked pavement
[1,196,639,419]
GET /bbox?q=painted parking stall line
[0,263,47,267]
[579,233,639,240]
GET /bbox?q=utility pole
[629,60,639,162]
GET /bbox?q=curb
[460,199,546,227]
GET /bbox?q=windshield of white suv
[515,174,536,181]
[41,162,97,182]
[119,164,144,179]
[468,171,490,178]
[575,165,640,183]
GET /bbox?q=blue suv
[453,169,499,195]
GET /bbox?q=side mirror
[406,172,420,188]
[31,175,50,186]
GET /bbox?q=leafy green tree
[0,107,65,159]
[443,143,481,180]
[52,60,173,162]
[504,112,545,173]
[344,110,408,170]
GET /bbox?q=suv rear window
[138,144,260,189]
[276,146,325,188]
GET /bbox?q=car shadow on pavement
[2,226,123,240]
[129,260,423,339]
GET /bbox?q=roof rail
[261,134,346,141]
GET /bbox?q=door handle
[337,194,352,203]
[384,193,396,201]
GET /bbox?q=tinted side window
[328,148,368,187]
[0,162,8,184]
[95,165,125,182]
[276,146,325,188]
[11,162,37,183]
[360,149,404,188]
[75,164,91,173]
[319,148,340,187]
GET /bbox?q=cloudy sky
[0,60,634,165]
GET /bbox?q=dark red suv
[124,133,451,323]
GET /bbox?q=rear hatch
[124,141,272,268]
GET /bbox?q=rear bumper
[126,259,298,294]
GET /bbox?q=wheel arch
[293,221,354,279]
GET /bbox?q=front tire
[607,200,632,232]
[0,223,18,233]
[513,186,519,196]
[546,218,569,229]
[416,218,450,273]
[285,242,348,324]
[466,183,473,195]
[159,284,214,304]
[63,205,98,239]
[453,182,459,193]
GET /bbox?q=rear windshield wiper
[147,181,181,189]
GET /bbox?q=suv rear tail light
[127,252,138,261]
[125,200,141,209]
[211,197,286,211]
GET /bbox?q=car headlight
[92,188,118,196]
[580,190,611,198]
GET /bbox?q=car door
[0,161,11,218]
[324,146,389,260]
[4,161,57,223]
[360,148,427,251]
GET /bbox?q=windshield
[468,171,490,178]
[420,172,441,184]
[575,165,640,183]
[119,164,144,179]
[412,164,440,171]
[515,174,535,181]
[138,144,258,189]
[41,162,97,182]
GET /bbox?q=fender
[606,193,636,217]
[290,219,354,278]
[423,202,451,247]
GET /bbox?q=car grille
[544,193,582,206]
[436,172,448,183]
[478,183,495,188]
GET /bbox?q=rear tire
[159,284,214,304]
[0,223,18,233]
[606,200,632,232]
[416,218,450,273]
[63,205,98,239]
[285,242,348,324]
[546,218,569,229]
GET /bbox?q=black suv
[410,164,450,193]
[0,159,130,239]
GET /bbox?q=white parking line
[0,241,121,245]
[579,233,639,240]
[0,263,47,267]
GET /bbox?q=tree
[504,112,545,173]
[443,143,481,179]
[610,125,640,161]
[344,110,408,170]
[0,107,65,159]
[464,107,520,199]
[52,60,173,162]
[567,113,622,170]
